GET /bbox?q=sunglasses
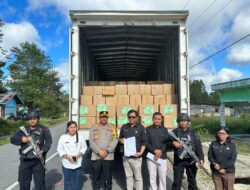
[128,116,136,119]
[218,132,227,135]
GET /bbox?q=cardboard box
[127,85,140,95]
[140,115,153,127]
[117,116,128,128]
[160,104,178,116]
[85,81,98,86]
[105,95,117,105]
[81,95,92,105]
[152,84,164,95]
[147,81,164,84]
[80,105,96,116]
[163,116,178,128]
[103,86,116,96]
[154,95,166,105]
[117,95,129,105]
[116,81,127,85]
[116,105,138,116]
[166,95,178,104]
[127,81,145,85]
[142,95,154,105]
[83,86,94,95]
[94,86,103,95]
[98,81,107,86]
[107,81,116,86]
[96,104,116,116]
[139,105,158,115]
[163,84,175,95]
[130,95,141,105]
[116,84,128,95]
[93,95,105,105]
[79,117,96,129]
[140,84,151,95]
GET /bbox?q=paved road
[1,123,175,190]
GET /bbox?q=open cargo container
[69,11,190,127]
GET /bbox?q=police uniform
[10,124,52,190]
[89,111,118,190]
[171,127,204,190]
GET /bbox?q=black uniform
[171,127,204,190]
[10,124,52,190]
[208,139,237,173]
[146,125,169,159]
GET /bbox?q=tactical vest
[20,125,44,159]
[176,128,196,159]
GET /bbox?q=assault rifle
[20,126,46,170]
[169,130,210,176]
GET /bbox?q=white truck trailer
[69,10,190,126]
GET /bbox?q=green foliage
[0,120,26,136]
[191,116,250,135]
[190,80,220,105]
[7,42,66,118]
[0,19,7,93]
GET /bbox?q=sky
[0,0,250,92]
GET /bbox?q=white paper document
[124,136,137,157]
[146,152,164,165]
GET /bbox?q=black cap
[99,111,109,117]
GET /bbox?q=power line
[182,0,192,10]
[189,34,250,69]
[188,0,218,28]
[189,0,233,39]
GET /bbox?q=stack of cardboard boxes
[79,81,178,129]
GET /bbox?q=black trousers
[92,159,113,190]
[172,160,198,190]
[18,159,45,190]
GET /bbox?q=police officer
[10,109,52,190]
[89,111,118,190]
[171,113,204,190]
[208,127,237,190]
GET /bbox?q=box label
[80,117,86,124]
[141,116,152,124]
[164,106,174,114]
[80,106,88,114]
[122,106,132,115]
[144,106,154,114]
[97,104,107,112]
[117,117,128,124]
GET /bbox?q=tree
[0,19,7,93]
[190,80,209,104]
[209,91,220,105]
[7,42,64,118]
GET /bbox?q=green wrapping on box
[97,104,107,112]
[80,117,87,124]
[144,106,154,114]
[108,118,116,125]
[172,118,177,125]
[122,106,132,115]
[163,106,174,114]
[80,106,88,114]
[117,117,128,124]
[141,116,152,124]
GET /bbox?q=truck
[69,10,190,130]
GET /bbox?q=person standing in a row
[208,127,237,190]
[146,112,169,190]
[89,111,118,190]
[171,113,204,190]
[119,110,146,190]
[57,121,87,190]
[10,109,52,190]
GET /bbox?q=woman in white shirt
[57,121,87,190]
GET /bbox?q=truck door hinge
[71,51,76,57]
[71,75,76,80]
[71,28,74,34]
[182,75,188,80]
[183,52,188,57]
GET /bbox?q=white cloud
[190,65,243,91]
[1,21,41,52]
[54,61,69,92]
